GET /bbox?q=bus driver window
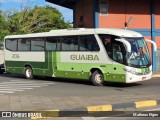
[103,36,111,56]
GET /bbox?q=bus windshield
[125,37,151,68]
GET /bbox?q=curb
[31,99,160,119]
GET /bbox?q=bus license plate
[142,77,146,80]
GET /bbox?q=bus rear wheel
[91,70,104,86]
[24,66,33,79]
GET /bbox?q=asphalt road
[0,73,159,97]
[0,73,160,120]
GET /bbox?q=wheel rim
[95,74,103,83]
[26,69,32,78]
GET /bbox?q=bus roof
[4,28,143,39]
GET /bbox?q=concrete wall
[99,0,151,28]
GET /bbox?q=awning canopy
[46,0,76,9]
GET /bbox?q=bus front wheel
[91,70,104,86]
[24,66,33,79]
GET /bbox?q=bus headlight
[123,67,151,75]
[149,66,152,72]
[123,68,138,75]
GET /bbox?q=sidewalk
[0,94,160,111]
[152,71,160,77]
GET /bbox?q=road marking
[135,100,157,108]
[0,81,54,85]
[0,84,49,86]
[0,91,14,93]
[81,117,96,120]
[96,117,110,119]
[0,79,55,94]
[0,86,43,88]
[0,89,24,91]
[87,105,112,113]
[0,81,35,84]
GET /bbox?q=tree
[7,6,71,34]
[0,11,9,42]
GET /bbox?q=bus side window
[46,37,57,51]
[6,39,17,51]
[31,38,45,51]
[18,39,30,51]
[79,37,88,51]
[61,36,78,51]
[113,44,123,63]
[57,38,61,51]
[99,34,112,57]
[61,37,68,51]
[79,35,100,51]
[69,39,78,51]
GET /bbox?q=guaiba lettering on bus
[70,55,99,60]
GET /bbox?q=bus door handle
[114,67,116,70]
[71,68,74,70]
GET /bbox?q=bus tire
[91,70,104,86]
[24,66,33,79]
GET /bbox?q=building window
[100,1,108,15]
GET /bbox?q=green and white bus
[4,28,157,86]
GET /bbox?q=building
[46,0,160,72]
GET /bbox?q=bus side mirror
[145,39,157,52]
[115,38,131,53]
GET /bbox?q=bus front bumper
[125,71,152,83]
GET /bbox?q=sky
[0,0,73,22]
